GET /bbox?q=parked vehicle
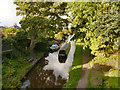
[50,43,60,53]
[58,42,71,63]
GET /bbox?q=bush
[34,42,49,52]
[2,57,32,88]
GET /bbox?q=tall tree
[14,1,68,54]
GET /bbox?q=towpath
[76,48,90,89]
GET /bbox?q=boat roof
[60,42,70,50]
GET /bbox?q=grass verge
[87,70,92,88]
[63,39,82,88]
[2,56,32,88]
[85,48,94,88]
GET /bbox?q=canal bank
[21,35,75,84]
[2,49,49,88]
[64,39,82,88]
[20,51,49,82]
[2,35,75,89]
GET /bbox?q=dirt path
[76,48,90,89]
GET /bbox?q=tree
[67,2,119,56]
[14,2,68,54]
[2,27,20,38]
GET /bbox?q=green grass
[64,39,82,88]
[103,70,119,88]
[2,57,32,88]
[87,52,119,88]
[85,48,94,88]
[2,50,45,89]
[87,70,92,88]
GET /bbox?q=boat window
[59,50,65,54]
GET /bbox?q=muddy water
[21,36,75,89]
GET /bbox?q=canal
[21,36,75,89]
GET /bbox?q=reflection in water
[21,36,76,88]
[43,41,76,81]
[21,80,30,88]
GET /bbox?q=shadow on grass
[64,60,119,88]
[87,63,119,88]
[82,47,94,65]
[64,41,119,89]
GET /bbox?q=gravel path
[76,48,90,89]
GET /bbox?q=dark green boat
[58,42,71,63]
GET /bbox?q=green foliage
[13,30,30,52]
[54,28,71,41]
[14,2,68,45]
[2,57,32,88]
[2,27,20,38]
[91,53,118,69]
[2,38,15,45]
[105,77,118,88]
[87,70,92,88]
[108,70,118,77]
[3,77,22,88]
[54,32,63,40]
[2,30,30,58]
[113,36,120,50]
[67,2,119,56]
[103,70,119,88]
[62,28,68,34]
[88,52,119,88]
[2,38,15,51]
[34,42,49,52]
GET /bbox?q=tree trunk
[29,36,35,56]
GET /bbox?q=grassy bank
[2,51,45,88]
[87,52,119,88]
[64,39,82,88]
[2,56,32,88]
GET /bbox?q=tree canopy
[14,1,119,56]
[67,2,119,56]
[14,2,68,51]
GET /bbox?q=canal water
[21,35,75,89]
